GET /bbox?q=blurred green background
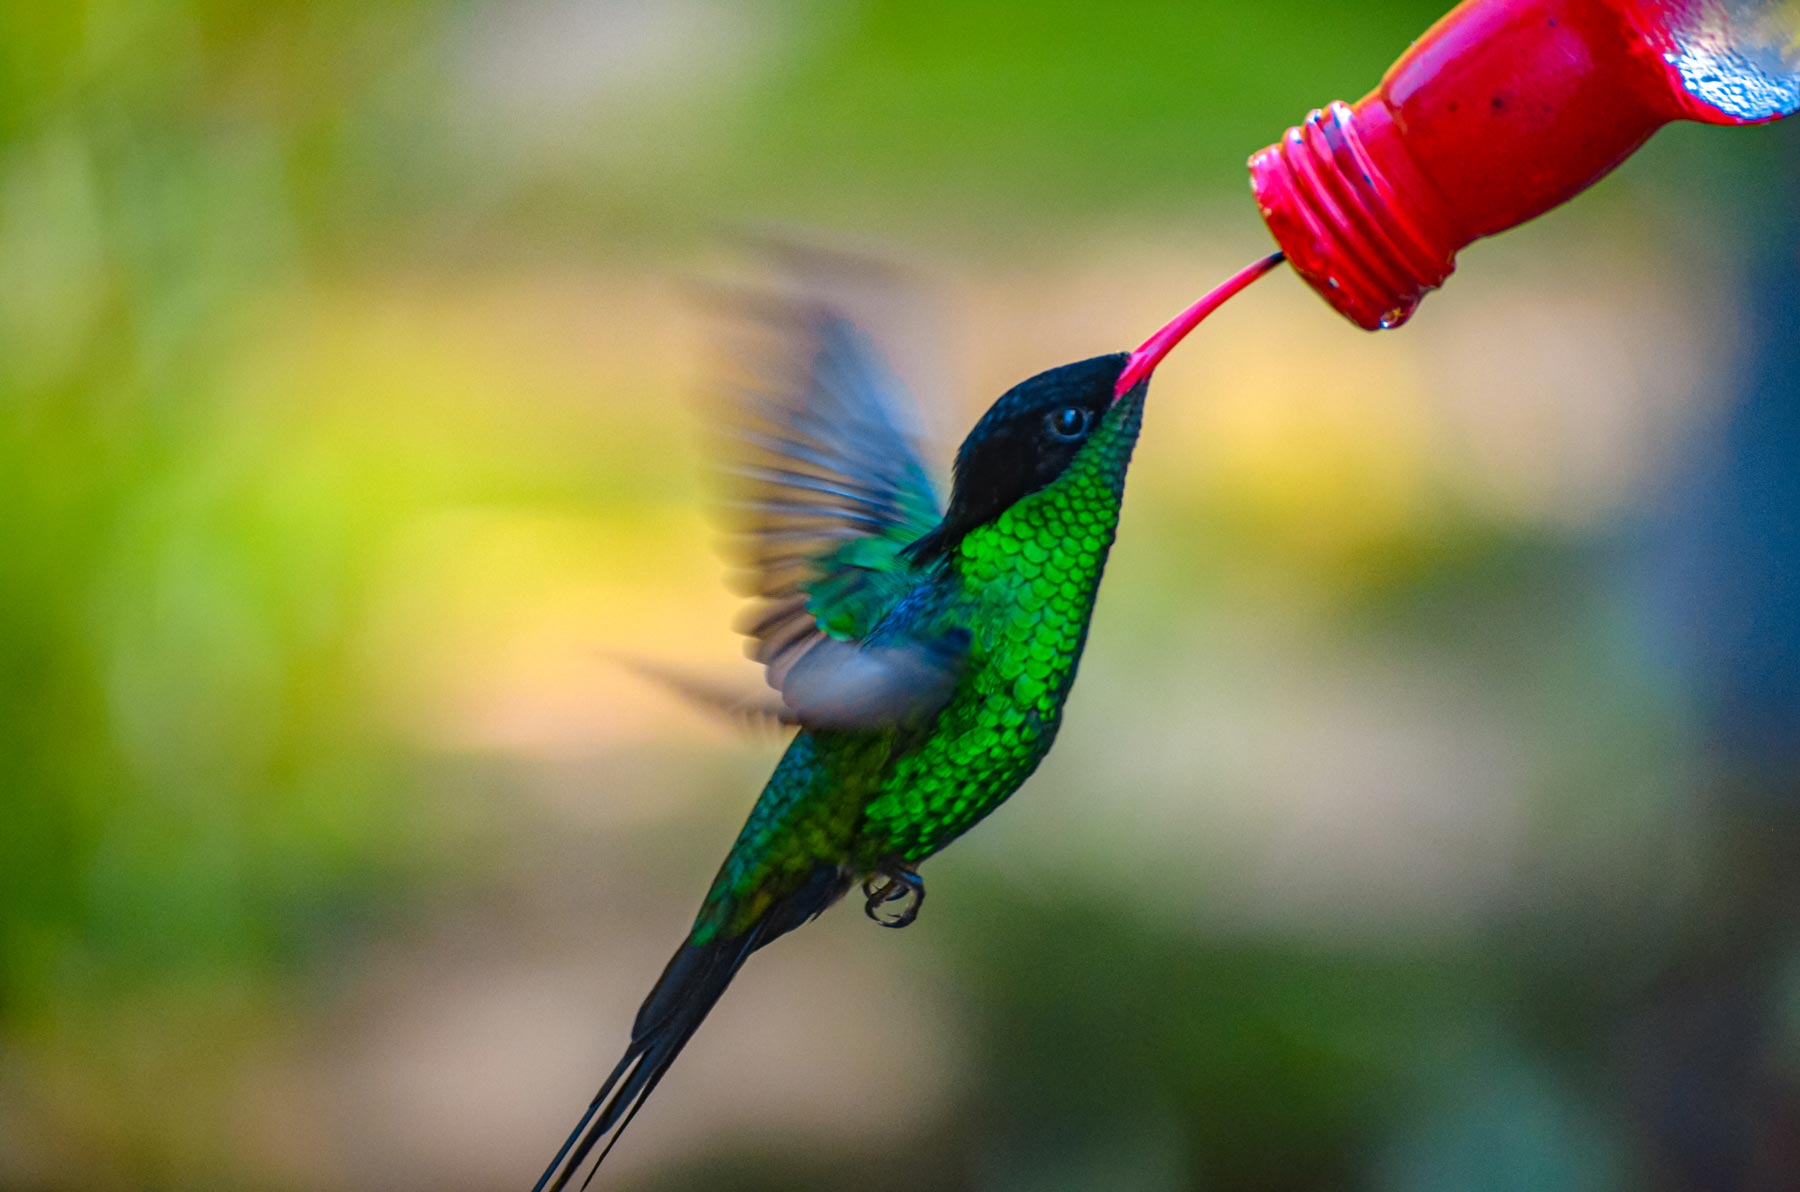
[4,2,1799,1189]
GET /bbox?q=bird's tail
[532,864,847,1191]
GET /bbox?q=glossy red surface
[1249,0,1769,329]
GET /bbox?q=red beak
[1113,251,1285,399]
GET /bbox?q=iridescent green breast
[860,390,1145,863]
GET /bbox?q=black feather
[532,866,848,1191]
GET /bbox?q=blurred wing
[717,303,957,727]
[776,628,970,730]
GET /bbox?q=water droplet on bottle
[1664,0,1800,122]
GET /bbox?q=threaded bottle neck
[1248,101,1459,330]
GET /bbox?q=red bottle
[1249,0,1800,329]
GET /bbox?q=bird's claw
[862,866,924,929]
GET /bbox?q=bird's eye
[1047,406,1090,440]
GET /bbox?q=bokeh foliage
[2,2,1796,1189]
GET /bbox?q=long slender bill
[1113,251,1286,398]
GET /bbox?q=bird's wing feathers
[776,625,971,730]
[718,303,964,728]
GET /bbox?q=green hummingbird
[534,253,1283,1190]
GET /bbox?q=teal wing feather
[720,305,964,727]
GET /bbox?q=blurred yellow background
[3,2,1798,1190]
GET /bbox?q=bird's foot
[862,866,925,929]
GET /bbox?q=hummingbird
[533,252,1283,1190]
